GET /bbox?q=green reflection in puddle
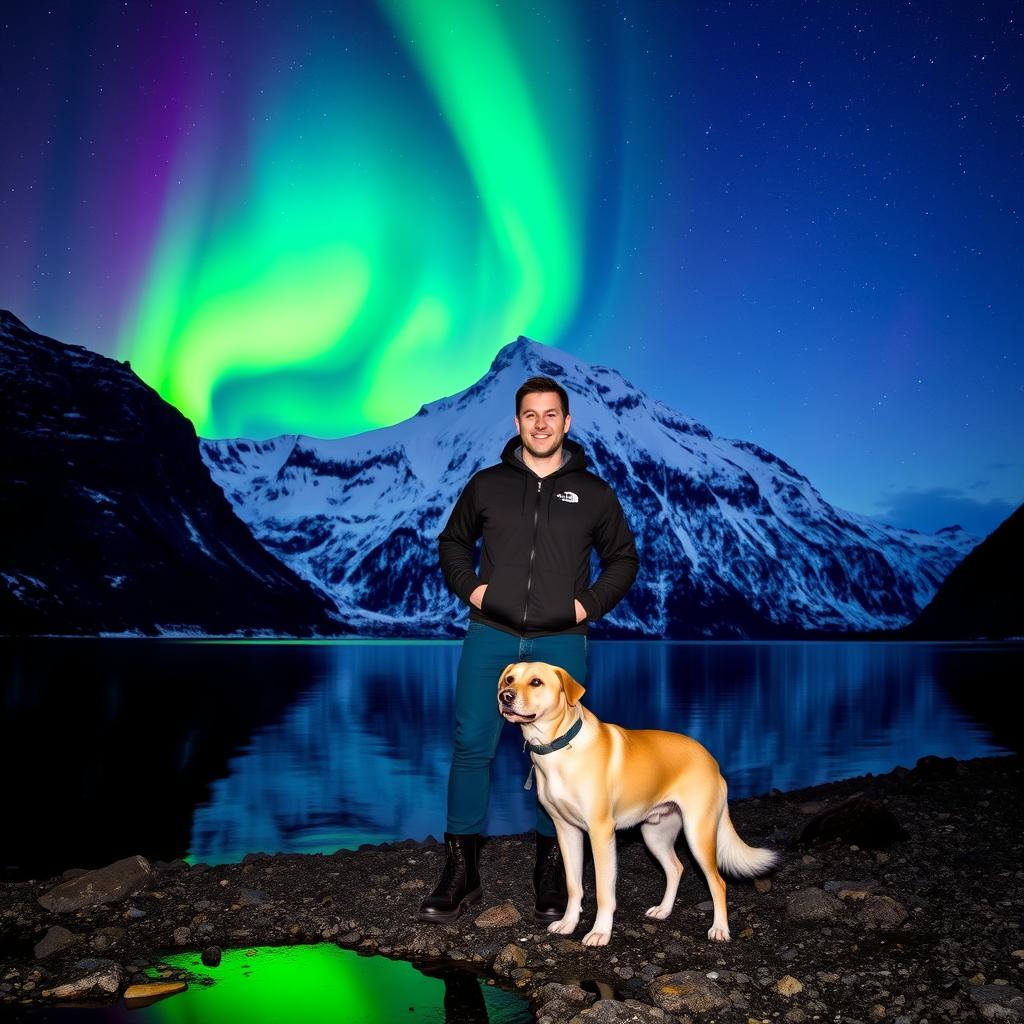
[143,944,531,1023]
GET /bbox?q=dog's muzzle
[498,689,535,720]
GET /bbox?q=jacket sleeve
[578,488,638,621]
[438,475,484,604]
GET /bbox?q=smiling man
[419,375,639,924]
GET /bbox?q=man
[419,374,639,923]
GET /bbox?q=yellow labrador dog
[498,662,777,947]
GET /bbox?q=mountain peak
[0,309,31,333]
[488,334,549,375]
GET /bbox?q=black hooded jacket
[438,436,639,638]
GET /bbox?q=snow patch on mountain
[200,337,978,637]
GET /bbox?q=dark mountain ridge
[900,502,1023,640]
[0,310,341,636]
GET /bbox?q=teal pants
[447,621,588,837]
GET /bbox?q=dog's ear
[497,663,517,689]
[553,667,586,706]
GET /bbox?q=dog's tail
[715,796,778,879]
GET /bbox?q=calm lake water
[1,638,1019,879]
[1,638,1020,1023]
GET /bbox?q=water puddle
[1,944,532,1023]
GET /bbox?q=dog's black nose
[500,690,515,705]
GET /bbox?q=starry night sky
[1,1,1021,537]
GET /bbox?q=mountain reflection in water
[1,638,1018,879]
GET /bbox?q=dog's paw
[582,929,611,947]
[547,917,578,935]
[645,905,672,920]
[707,924,731,942]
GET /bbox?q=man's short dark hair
[515,376,569,417]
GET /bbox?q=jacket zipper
[521,478,543,635]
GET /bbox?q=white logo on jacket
[555,491,579,504]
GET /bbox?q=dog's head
[496,661,586,724]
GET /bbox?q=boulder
[33,925,79,959]
[493,942,527,976]
[969,984,1023,1021]
[41,963,124,1000]
[473,902,521,928]
[571,999,672,1023]
[786,887,843,923]
[795,794,908,849]
[38,856,152,912]
[648,970,728,1013]
[857,895,908,929]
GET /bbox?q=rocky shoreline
[2,754,1021,1022]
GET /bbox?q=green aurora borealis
[4,1,1021,531]
[118,0,590,439]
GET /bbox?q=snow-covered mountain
[200,337,978,638]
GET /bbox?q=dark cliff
[0,311,342,636]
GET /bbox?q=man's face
[515,391,571,460]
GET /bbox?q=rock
[237,888,268,906]
[38,855,152,913]
[795,793,909,849]
[856,895,908,929]
[474,902,521,928]
[90,926,126,951]
[538,1002,577,1024]
[823,879,881,899]
[969,984,1023,1020]
[172,927,190,946]
[538,981,595,1009]
[123,981,187,1004]
[754,877,772,893]
[33,925,78,959]
[777,975,804,996]
[785,887,842,923]
[798,800,829,814]
[153,859,190,873]
[41,963,124,1000]
[571,998,670,1023]
[649,970,728,1013]
[494,943,527,976]
[201,946,222,967]
[785,1009,808,1022]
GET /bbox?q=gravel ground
[1,753,1021,1022]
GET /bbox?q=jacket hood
[499,435,588,477]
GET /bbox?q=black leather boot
[533,832,568,922]
[417,832,482,922]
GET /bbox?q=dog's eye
[529,678,542,687]
[505,675,514,684]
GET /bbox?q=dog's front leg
[583,820,616,946]
[547,822,583,936]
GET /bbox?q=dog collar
[522,713,583,792]
[525,714,583,755]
